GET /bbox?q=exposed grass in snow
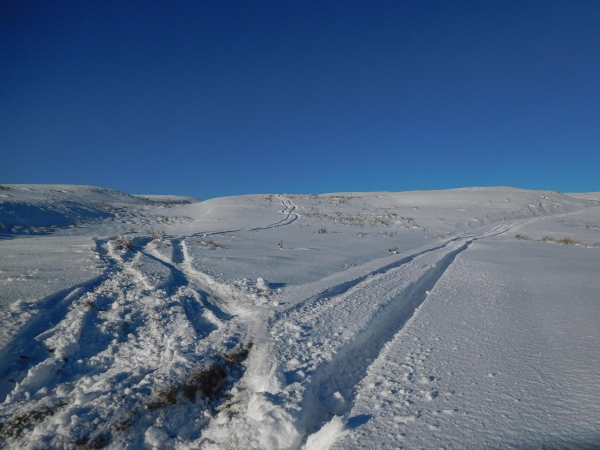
[190,237,224,249]
[98,344,253,446]
[515,234,600,248]
[0,401,67,441]
[357,231,397,237]
[304,211,398,228]
[146,344,253,412]
[144,227,166,241]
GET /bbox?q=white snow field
[1,184,599,449]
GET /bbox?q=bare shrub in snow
[318,227,327,234]
[328,195,354,205]
[558,237,578,245]
[223,285,243,305]
[146,227,166,241]
[201,238,223,249]
[114,235,133,251]
[515,234,530,241]
[541,236,556,243]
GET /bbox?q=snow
[1,185,599,449]
[332,231,600,449]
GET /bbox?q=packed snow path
[1,186,599,449]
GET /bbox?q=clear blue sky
[2,1,599,198]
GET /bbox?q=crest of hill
[301,186,593,211]
[566,192,600,202]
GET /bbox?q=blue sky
[1,1,599,198]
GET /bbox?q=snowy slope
[0,185,599,449]
[567,192,600,202]
[0,185,147,229]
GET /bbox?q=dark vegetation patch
[0,401,67,441]
[1,346,252,448]
[112,344,253,434]
[113,235,133,251]
[73,435,109,449]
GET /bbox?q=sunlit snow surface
[1,184,599,449]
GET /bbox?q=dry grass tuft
[114,235,133,251]
[558,237,578,245]
[200,238,223,249]
[145,227,166,241]
[516,235,597,248]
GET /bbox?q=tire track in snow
[295,207,600,446]
[182,194,298,240]
[279,214,533,319]
[299,240,472,442]
[247,213,570,448]
[231,217,538,449]
[0,237,123,402]
[0,194,298,433]
[140,247,233,322]
[2,200,595,447]
[0,235,239,448]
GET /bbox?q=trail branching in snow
[1,187,600,449]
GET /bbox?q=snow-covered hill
[0,185,147,229]
[1,185,599,449]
